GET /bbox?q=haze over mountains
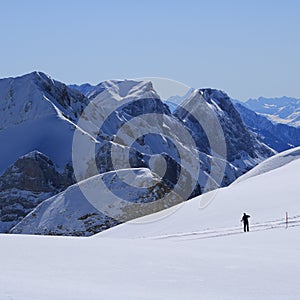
[0,71,298,236]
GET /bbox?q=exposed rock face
[0,151,72,192]
[0,151,74,232]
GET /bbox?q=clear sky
[0,0,299,100]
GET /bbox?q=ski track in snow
[148,215,300,241]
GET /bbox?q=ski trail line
[147,215,300,241]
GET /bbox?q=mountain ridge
[0,71,277,235]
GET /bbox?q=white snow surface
[1,226,299,300]
[1,147,300,299]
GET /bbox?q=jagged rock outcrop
[0,151,74,232]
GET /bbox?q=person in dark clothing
[241,213,250,232]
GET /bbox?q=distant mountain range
[232,95,300,153]
[0,72,281,236]
[234,103,300,152]
[243,96,300,127]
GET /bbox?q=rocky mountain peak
[174,88,275,171]
[0,71,89,128]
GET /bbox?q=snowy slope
[0,226,299,300]
[98,146,300,239]
[1,150,300,299]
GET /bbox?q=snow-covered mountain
[0,72,276,236]
[72,85,275,197]
[234,102,300,152]
[243,96,300,127]
[7,84,277,236]
[1,74,201,234]
[0,72,98,232]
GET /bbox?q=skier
[241,213,250,232]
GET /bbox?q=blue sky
[0,0,299,100]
